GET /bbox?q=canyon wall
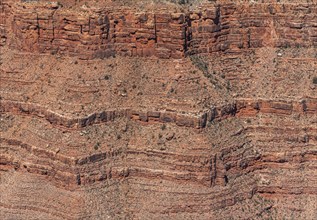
[1,98,316,130]
[2,1,317,59]
[1,1,317,220]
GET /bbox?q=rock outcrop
[2,1,317,59]
[1,0,316,219]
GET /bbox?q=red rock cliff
[2,1,317,59]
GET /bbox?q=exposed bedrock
[1,102,316,219]
[0,98,317,129]
[1,0,317,220]
[1,1,317,59]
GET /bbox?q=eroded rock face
[2,1,317,59]
[0,0,317,219]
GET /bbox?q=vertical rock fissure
[213,5,221,26]
[210,154,217,187]
[51,10,57,44]
[36,13,40,43]
[154,14,157,43]
[183,14,191,54]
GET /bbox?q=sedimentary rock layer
[2,1,317,59]
[1,0,317,220]
[1,98,316,129]
[1,104,316,219]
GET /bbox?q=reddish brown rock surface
[0,0,317,219]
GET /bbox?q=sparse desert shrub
[161,124,166,130]
[190,55,208,74]
[94,142,100,150]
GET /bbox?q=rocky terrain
[0,0,316,219]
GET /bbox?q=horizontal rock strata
[1,1,317,59]
[1,98,316,129]
[1,1,317,220]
